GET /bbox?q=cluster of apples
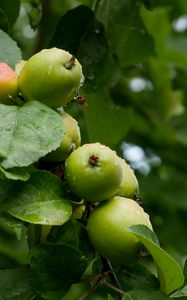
[0,48,152,265]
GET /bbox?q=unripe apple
[115,158,139,199]
[0,62,18,104]
[64,143,123,202]
[87,196,152,264]
[18,48,84,108]
[44,111,81,162]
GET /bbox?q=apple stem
[64,56,76,70]
[103,282,125,299]
[89,154,99,167]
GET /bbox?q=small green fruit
[18,48,84,108]
[0,62,18,104]
[87,196,152,264]
[64,143,122,202]
[115,158,139,199]
[44,111,81,162]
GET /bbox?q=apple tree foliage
[0,0,187,299]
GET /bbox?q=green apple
[87,196,152,264]
[115,157,139,199]
[64,143,122,202]
[18,48,84,108]
[44,111,81,162]
[0,62,18,104]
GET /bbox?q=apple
[18,48,84,108]
[87,196,152,264]
[44,111,81,162]
[0,62,18,104]
[115,158,139,199]
[64,143,122,202]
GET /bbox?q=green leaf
[116,24,155,67]
[0,29,21,68]
[0,166,34,181]
[6,171,72,225]
[117,261,159,291]
[0,101,65,169]
[36,0,81,48]
[49,218,94,261]
[141,6,187,67]
[0,266,35,300]
[172,297,187,300]
[0,177,13,204]
[96,0,155,66]
[126,289,171,299]
[31,243,91,300]
[77,22,118,90]
[0,213,23,240]
[141,6,170,57]
[0,0,20,27]
[132,224,160,245]
[49,5,93,55]
[83,89,132,148]
[49,5,118,89]
[0,224,29,268]
[127,225,184,294]
[172,285,187,298]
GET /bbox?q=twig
[102,281,125,298]
[101,257,125,300]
